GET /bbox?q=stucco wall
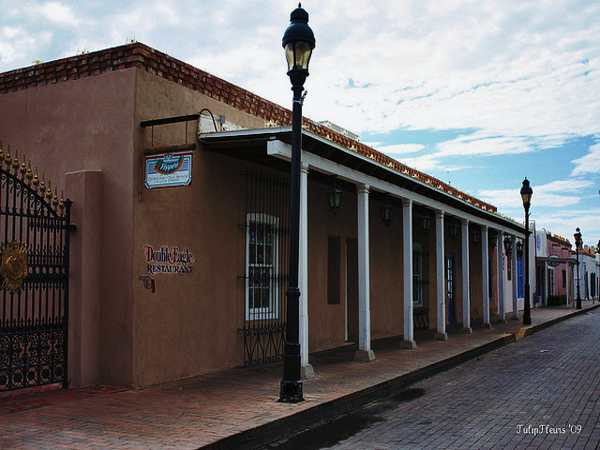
[444,219,463,326]
[369,196,404,339]
[0,69,137,386]
[133,70,268,386]
[469,225,484,322]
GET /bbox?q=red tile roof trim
[0,43,496,213]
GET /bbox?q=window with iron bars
[245,213,280,321]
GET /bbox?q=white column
[298,163,313,377]
[482,225,491,327]
[355,184,375,361]
[564,262,571,305]
[497,231,505,321]
[461,219,472,333]
[435,211,447,340]
[511,236,518,319]
[543,261,549,306]
[402,199,416,348]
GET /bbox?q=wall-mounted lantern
[503,235,513,280]
[328,178,342,211]
[472,228,481,243]
[516,240,523,257]
[422,216,431,231]
[382,197,392,226]
[449,222,459,240]
[490,233,497,247]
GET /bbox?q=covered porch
[200,127,528,372]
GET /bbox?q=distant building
[578,246,599,301]
[318,120,360,141]
[535,229,575,306]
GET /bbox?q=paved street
[0,306,596,449]
[272,308,600,450]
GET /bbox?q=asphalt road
[271,307,600,450]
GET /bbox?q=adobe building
[534,229,575,306]
[577,246,599,302]
[0,43,529,391]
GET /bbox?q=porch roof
[199,127,526,236]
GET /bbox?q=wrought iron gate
[239,171,289,366]
[0,148,72,392]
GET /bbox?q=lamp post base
[577,299,582,310]
[279,380,304,403]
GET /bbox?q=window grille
[239,172,288,366]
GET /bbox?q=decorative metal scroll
[0,145,72,392]
[238,171,289,366]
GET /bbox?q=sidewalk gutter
[521,304,600,338]
[202,304,600,450]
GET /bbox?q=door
[447,255,456,326]
[346,238,359,343]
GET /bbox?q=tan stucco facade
[0,54,523,388]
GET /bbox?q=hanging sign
[144,245,195,274]
[145,152,192,189]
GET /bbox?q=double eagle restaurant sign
[145,152,192,189]
[145,245,194,274]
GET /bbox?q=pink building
[535,230,574,305]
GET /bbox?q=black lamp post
[279,3,315,404]
[574,228,582,310]
[520,178,533,325]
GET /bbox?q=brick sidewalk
[0,303,597,450]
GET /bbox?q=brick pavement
[0,303,597,450]
[275,306,600,450]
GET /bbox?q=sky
[1,0,599,247]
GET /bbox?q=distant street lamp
[279,3,315,404]
[520,178,533,325]
[574,228,583,310]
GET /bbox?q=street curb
[200,305,599,450]
[521,303,600,338]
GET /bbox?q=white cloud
[378,143,425,155]
[531,208,600,248]
[35,2,79,27]
[478,178,594,209]
[572,142,600,175]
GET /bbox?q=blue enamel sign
[145,152,192,189]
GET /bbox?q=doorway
[346,238,359,343]
[447,255,456,326]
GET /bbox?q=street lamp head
[516,240,523,256]
[574,227,582,249]
[520,177,533,210]
[282,3,315,88]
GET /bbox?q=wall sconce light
[490,233,497,247]
[328,178,342,211]
[449,222,459,239]
[472,229,481,243]
[382,198,392,226]
[503,235,513,280]
[422,216,431,231]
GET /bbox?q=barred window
[246,213,279,320]
[413,251,424,307]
